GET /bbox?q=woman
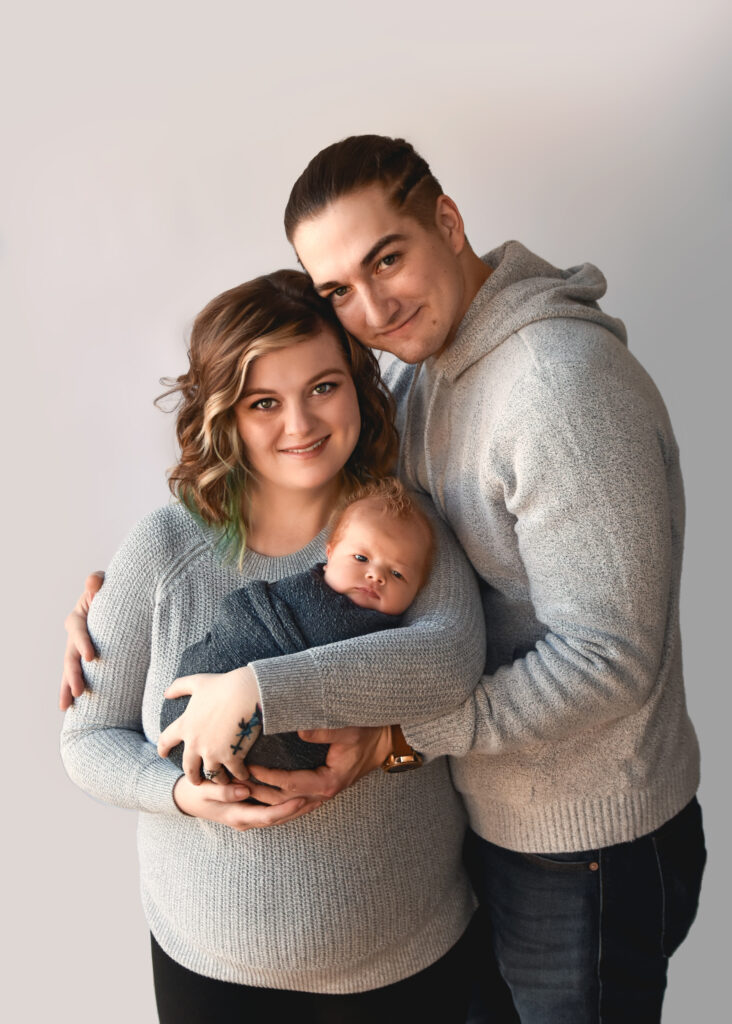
[60,270,486,1022]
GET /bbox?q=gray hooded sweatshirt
[392,241,700,852]
[251,240,699,854]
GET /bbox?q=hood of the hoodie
[436,241,628,382]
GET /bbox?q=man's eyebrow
[312,233,408,293]
[240,367,348,398]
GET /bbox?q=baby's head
[323,477,435,616]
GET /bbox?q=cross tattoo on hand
[230,704,262,755]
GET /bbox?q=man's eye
[354,554,367,562]
[332,286,349,299]
[391,570,404,580]
[379,253,399,269]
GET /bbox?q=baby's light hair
[328,476,436,587]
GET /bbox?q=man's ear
[434,195,466,255]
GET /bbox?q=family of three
[60,135,705,1023]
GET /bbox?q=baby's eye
[391,570,404,580]
[354,554,367,562]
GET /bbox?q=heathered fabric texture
[390,241,700,853]
[162,566,401,771]
[60,502,481,992]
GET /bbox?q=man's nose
[361,286,398,330]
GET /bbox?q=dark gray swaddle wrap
[160,565,401,770]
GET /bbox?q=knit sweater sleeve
[251,498,486,734]
[403,358,679,757]
[60,509,183,814]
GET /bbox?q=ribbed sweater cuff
[251,650,325,734]
[135,758,185,815]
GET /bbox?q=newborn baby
[161,477,434,772]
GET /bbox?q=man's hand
[245,725,393,803]
[172,775,320,830]
[158,666,263,785]
[59,571,105,710]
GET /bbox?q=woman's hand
[172,775,320,830]
[158,666,263,784]
[245,725,393,803]
[59,571,106,710]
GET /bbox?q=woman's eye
[252,397,276,410]
[312,381,336,396]
[354,554,367,562]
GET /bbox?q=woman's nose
[283,401,314,436]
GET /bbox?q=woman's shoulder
[108,502,212,586]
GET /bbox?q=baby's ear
[324,543,332,561]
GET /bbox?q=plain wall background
[2,1,729,1019]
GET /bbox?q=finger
[182,744,204,786]
[64,613,98,663]
[245,764,328,798]
[201,764,229,785]
[84,571,105,600]
[163,675,196,700]
[227,797,310,830]
[297,727,362,744]
[244,780,310,806]
[63,647,88,698]
[59,678,74,711]
[157,721,182,759]
[200,781,251,802]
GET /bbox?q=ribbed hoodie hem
[459,760,699,852]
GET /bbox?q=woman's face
[234,327,361,499]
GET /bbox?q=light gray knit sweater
[250,241,700,855]
[60,501,482,992]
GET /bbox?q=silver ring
[202,768,221,782]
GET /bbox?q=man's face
[293,185,467,363]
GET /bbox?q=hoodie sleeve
[250,496,486,734]
[403,355,681,757]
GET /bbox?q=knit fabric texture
[60,501,482,991]
[390,241,700,852]
[163,566,401,771]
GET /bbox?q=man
[63,136,705,1022]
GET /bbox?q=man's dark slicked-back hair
[284,135,444,242]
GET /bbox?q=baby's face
[323,504,429,615]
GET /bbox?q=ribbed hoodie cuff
[250,650,325,734]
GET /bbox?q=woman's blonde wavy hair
[157,269,398,560]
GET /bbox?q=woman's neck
[245,479,342,557]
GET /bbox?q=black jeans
[465,797,707,1023]
[151,916,477,1024]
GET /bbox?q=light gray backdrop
[3,1,729,1020]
